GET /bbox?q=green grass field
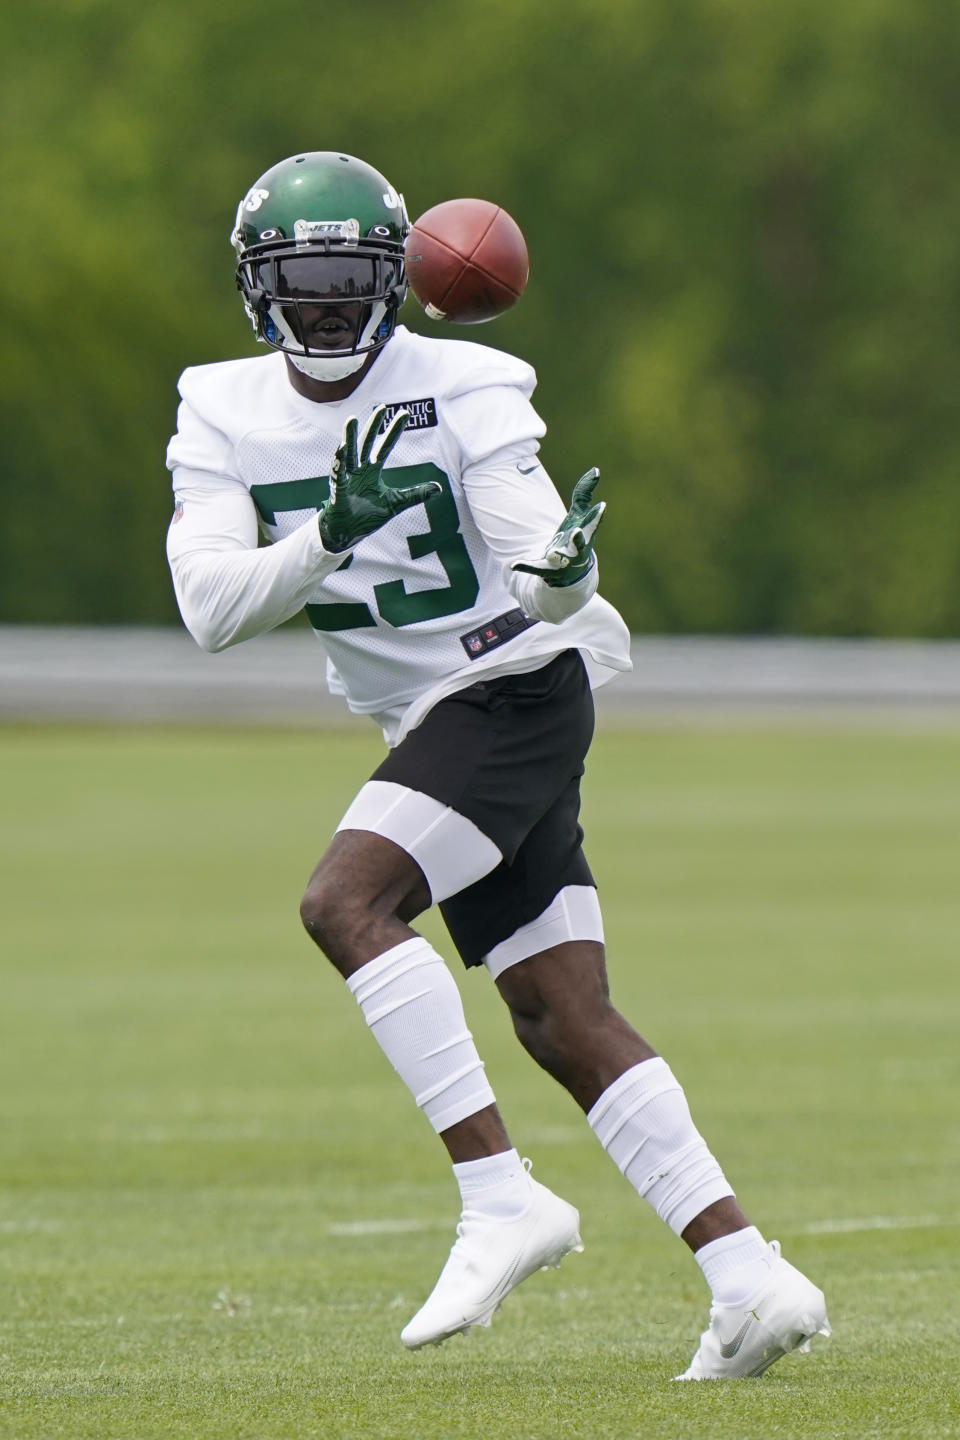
[1,722,958,1439]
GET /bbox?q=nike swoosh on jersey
[516,461,539,474]
[719,1314,757,1359]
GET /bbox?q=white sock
[345,937,496,1134]
[695,1225,773,1304]
[587,1058,734,1236]
[452,1149,534,1220]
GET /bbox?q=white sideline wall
[1,625,959,726]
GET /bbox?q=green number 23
[249,463,479,632]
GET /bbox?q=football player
[166,151,829,1378]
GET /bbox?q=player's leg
[299,665,589,1346]
[442,842,748,1249]
[491,932,749,1244]
[494,933,757,1238]
[299,825,512,1165]
[436,734,828,1382]
[301,827,582,1350]
[487,925,829,1378]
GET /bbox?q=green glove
[318,405,442,553]
[511,468,606,586]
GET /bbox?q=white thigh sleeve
[483,885,604,981]
[336,780,502,904]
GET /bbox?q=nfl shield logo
[466,636,484,654]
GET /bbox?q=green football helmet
[231,152,409,380]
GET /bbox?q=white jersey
[166,327,631,744]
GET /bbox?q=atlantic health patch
[381,398,438,430]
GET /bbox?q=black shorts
[370,649,596,966]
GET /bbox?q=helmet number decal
[243,188,270,213]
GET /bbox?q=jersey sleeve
[461,452,599,623]
[443,380,546,466]
[449,383,599,625]
[166,473,346,652]
[166,392,343,652]
[165,393,238,479]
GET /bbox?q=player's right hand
[318,406,442,553]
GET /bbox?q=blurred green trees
[2,0,958,635]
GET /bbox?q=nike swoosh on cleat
[719,1315,756,1359]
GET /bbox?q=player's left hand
[318,406,442,553]
[511,468,606,587]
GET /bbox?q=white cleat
[400,1178,583,1349]
[674,1241,830,1380]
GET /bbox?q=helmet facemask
[236,222,407,380]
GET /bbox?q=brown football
[404,198,529,324]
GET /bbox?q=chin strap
[288,350,369,382]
